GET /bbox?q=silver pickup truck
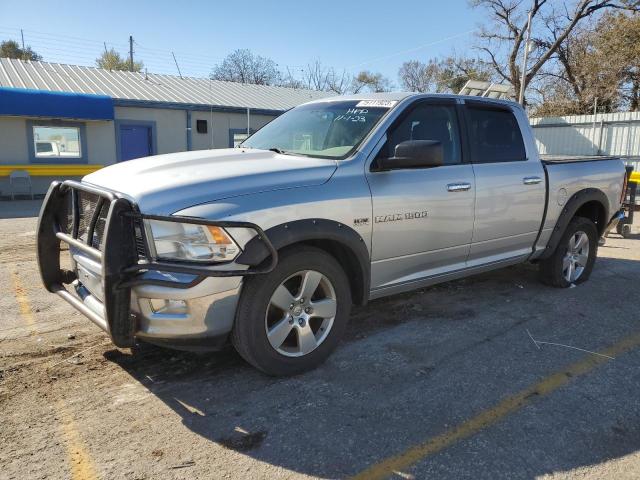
[37,93,627,375]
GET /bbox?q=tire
[539,216,598,288]
[231,245,352,376]
[621,224,632,238]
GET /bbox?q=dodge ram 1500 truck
[37,93,627,376]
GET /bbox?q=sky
[0,0,485,85]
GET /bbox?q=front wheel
[539,216,598,288]
[232,245,351,376]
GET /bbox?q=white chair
[9,170,34,200]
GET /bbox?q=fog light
[149,299,188,314]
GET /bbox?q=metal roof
[0,57,331,112]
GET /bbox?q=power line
[1,25,478,85]
[346,30,476,69]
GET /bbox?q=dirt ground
[1,200,640,480]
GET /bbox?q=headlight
[146,220,240,263]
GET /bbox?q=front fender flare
[237,219,370,305]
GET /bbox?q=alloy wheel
[562,230,590,283]
[264,270,337,357]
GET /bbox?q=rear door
[366,99,475,290]
[464,102,546,266]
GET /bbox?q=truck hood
[83,148,337,214]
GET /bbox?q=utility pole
[129,35,134,72]
[20,29,26,61]
[104,42,108,54]
[518,8,534,105]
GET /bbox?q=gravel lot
[1,200,640,480]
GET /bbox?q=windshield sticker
[355,100,398,108]
[335,108,369,122]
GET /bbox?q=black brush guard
[36,180,277,348]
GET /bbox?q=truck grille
[133,219,148,260]
[58,187,144,258]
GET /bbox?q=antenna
[171,52,183,78]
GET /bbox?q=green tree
[96,48,143,72]
[0,39,42,61]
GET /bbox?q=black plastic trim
[538,188,610,260]
[238,218,371,305]
[529,165,551,258]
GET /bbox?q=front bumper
[36,180,277,349]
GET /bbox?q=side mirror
[379,140,443,170]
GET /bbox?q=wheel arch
[539,188,609,259]
[237,219,370,305]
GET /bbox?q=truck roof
[305,92,522,109]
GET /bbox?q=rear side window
[466,107,526,163]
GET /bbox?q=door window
[466,107,526,163]
[376,103,462,166]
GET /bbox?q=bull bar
[36,180,277,347]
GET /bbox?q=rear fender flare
[539,188,609,259]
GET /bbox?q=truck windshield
[241,101,392,159]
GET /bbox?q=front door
[366,100,475,291]
[119,124,152,161]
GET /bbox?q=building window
[33,125,82,158]
[233,132,249,147]
[27,121,88,164]
[229,128,255,147]
[196,119,208,134]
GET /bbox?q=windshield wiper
[267,147,286,154]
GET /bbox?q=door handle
[523,176,542,185]
[447,182,471,192]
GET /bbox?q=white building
[0,57,330,196]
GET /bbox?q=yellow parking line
[10,269,98,479]
[11,270,36,333]
[56,400,99,480]
[350,332,640,480]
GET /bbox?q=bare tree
[435,56,494,93]
[532,11,639,115]
[351,70,393,93]
[398,60,440,92]
[301,60,350,94]
[472,0,640,103]
[398,56,493,94]
[211,49,281,85]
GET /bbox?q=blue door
[119,124,152,161]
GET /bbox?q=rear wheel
[232,245,351,376]
[539,216,598,288]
